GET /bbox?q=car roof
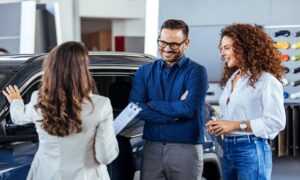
[0,52,155,67]
[0,52,155,117]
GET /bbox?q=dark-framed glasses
[157,38,187,50]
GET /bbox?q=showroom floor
[272,156,300,180]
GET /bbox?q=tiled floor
[272,156,300,180]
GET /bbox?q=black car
[0,52,222,180]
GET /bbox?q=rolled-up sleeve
[250,79,286,139]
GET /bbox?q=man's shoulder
[186,58,207,71]
[139,59,161,70]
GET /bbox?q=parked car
[0,52,222,180]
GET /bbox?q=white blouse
[219,71,286,139]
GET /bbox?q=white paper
[113,102,142,135]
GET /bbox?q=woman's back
[4,41,119,180]
[10,91,119,180]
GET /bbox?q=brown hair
[219,24,284,88]
[159,19,189,38]
[35,41,95,137]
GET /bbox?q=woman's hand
[2,85,22,103]
[205,120,239,136]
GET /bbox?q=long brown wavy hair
[219,24,284,88]
[35,41,95,137]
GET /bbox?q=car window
[4,73,135,139]
[93,75,133,117]
[0,72,15,89]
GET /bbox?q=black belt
[146,141,182,145]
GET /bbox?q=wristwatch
[240,121,247,131]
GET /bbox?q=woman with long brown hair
[3,41,119,180]
[206,24,286,180]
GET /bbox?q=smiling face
[220,36,238,68]
[158,28,189,67]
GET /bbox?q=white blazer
[9,91,119,180]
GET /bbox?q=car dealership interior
[0,0,300,180]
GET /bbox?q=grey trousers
[140,141,203,180]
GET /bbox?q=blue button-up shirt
[129,55,208,144]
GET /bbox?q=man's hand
[3,85,22,103]
[180,90,188,100]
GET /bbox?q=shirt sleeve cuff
[10,99,24,107]
[250,118,268,139]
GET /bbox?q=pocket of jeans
[263,141,272,168]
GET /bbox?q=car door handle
[291,80,300,86]
[279,54,290,61]
[273,30,291,37]
[292,42,300,49]
[284,67,290,74]
[290,91,300,99]
[294,31,300,37]
[293,67,300,74]
[292,55,300,61]
[274,42,290,49]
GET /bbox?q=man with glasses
[129,19,208,180]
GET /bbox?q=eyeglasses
[157,38,187,50]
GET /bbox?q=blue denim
[221,135,272,180]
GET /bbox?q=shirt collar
[230,69,251,81]
[159,54,187,69]
[230,70,241,80]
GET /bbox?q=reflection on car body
[0,52,222,180]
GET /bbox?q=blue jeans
[221,135,272,180]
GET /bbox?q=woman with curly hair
[3,41,119,180]
[206,24,286,180]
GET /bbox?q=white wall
[270,0,300,25]
[0,0,78,43]
[144,0,159,56]
[112,19,145,37]
[79,0,145,19]
[79,0,147,51]
[1,0,147,45]
[159,0,270,26]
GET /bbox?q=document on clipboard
[113,102,142,135]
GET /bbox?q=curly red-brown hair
[35,41,95,137]
[219,24,284,88]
